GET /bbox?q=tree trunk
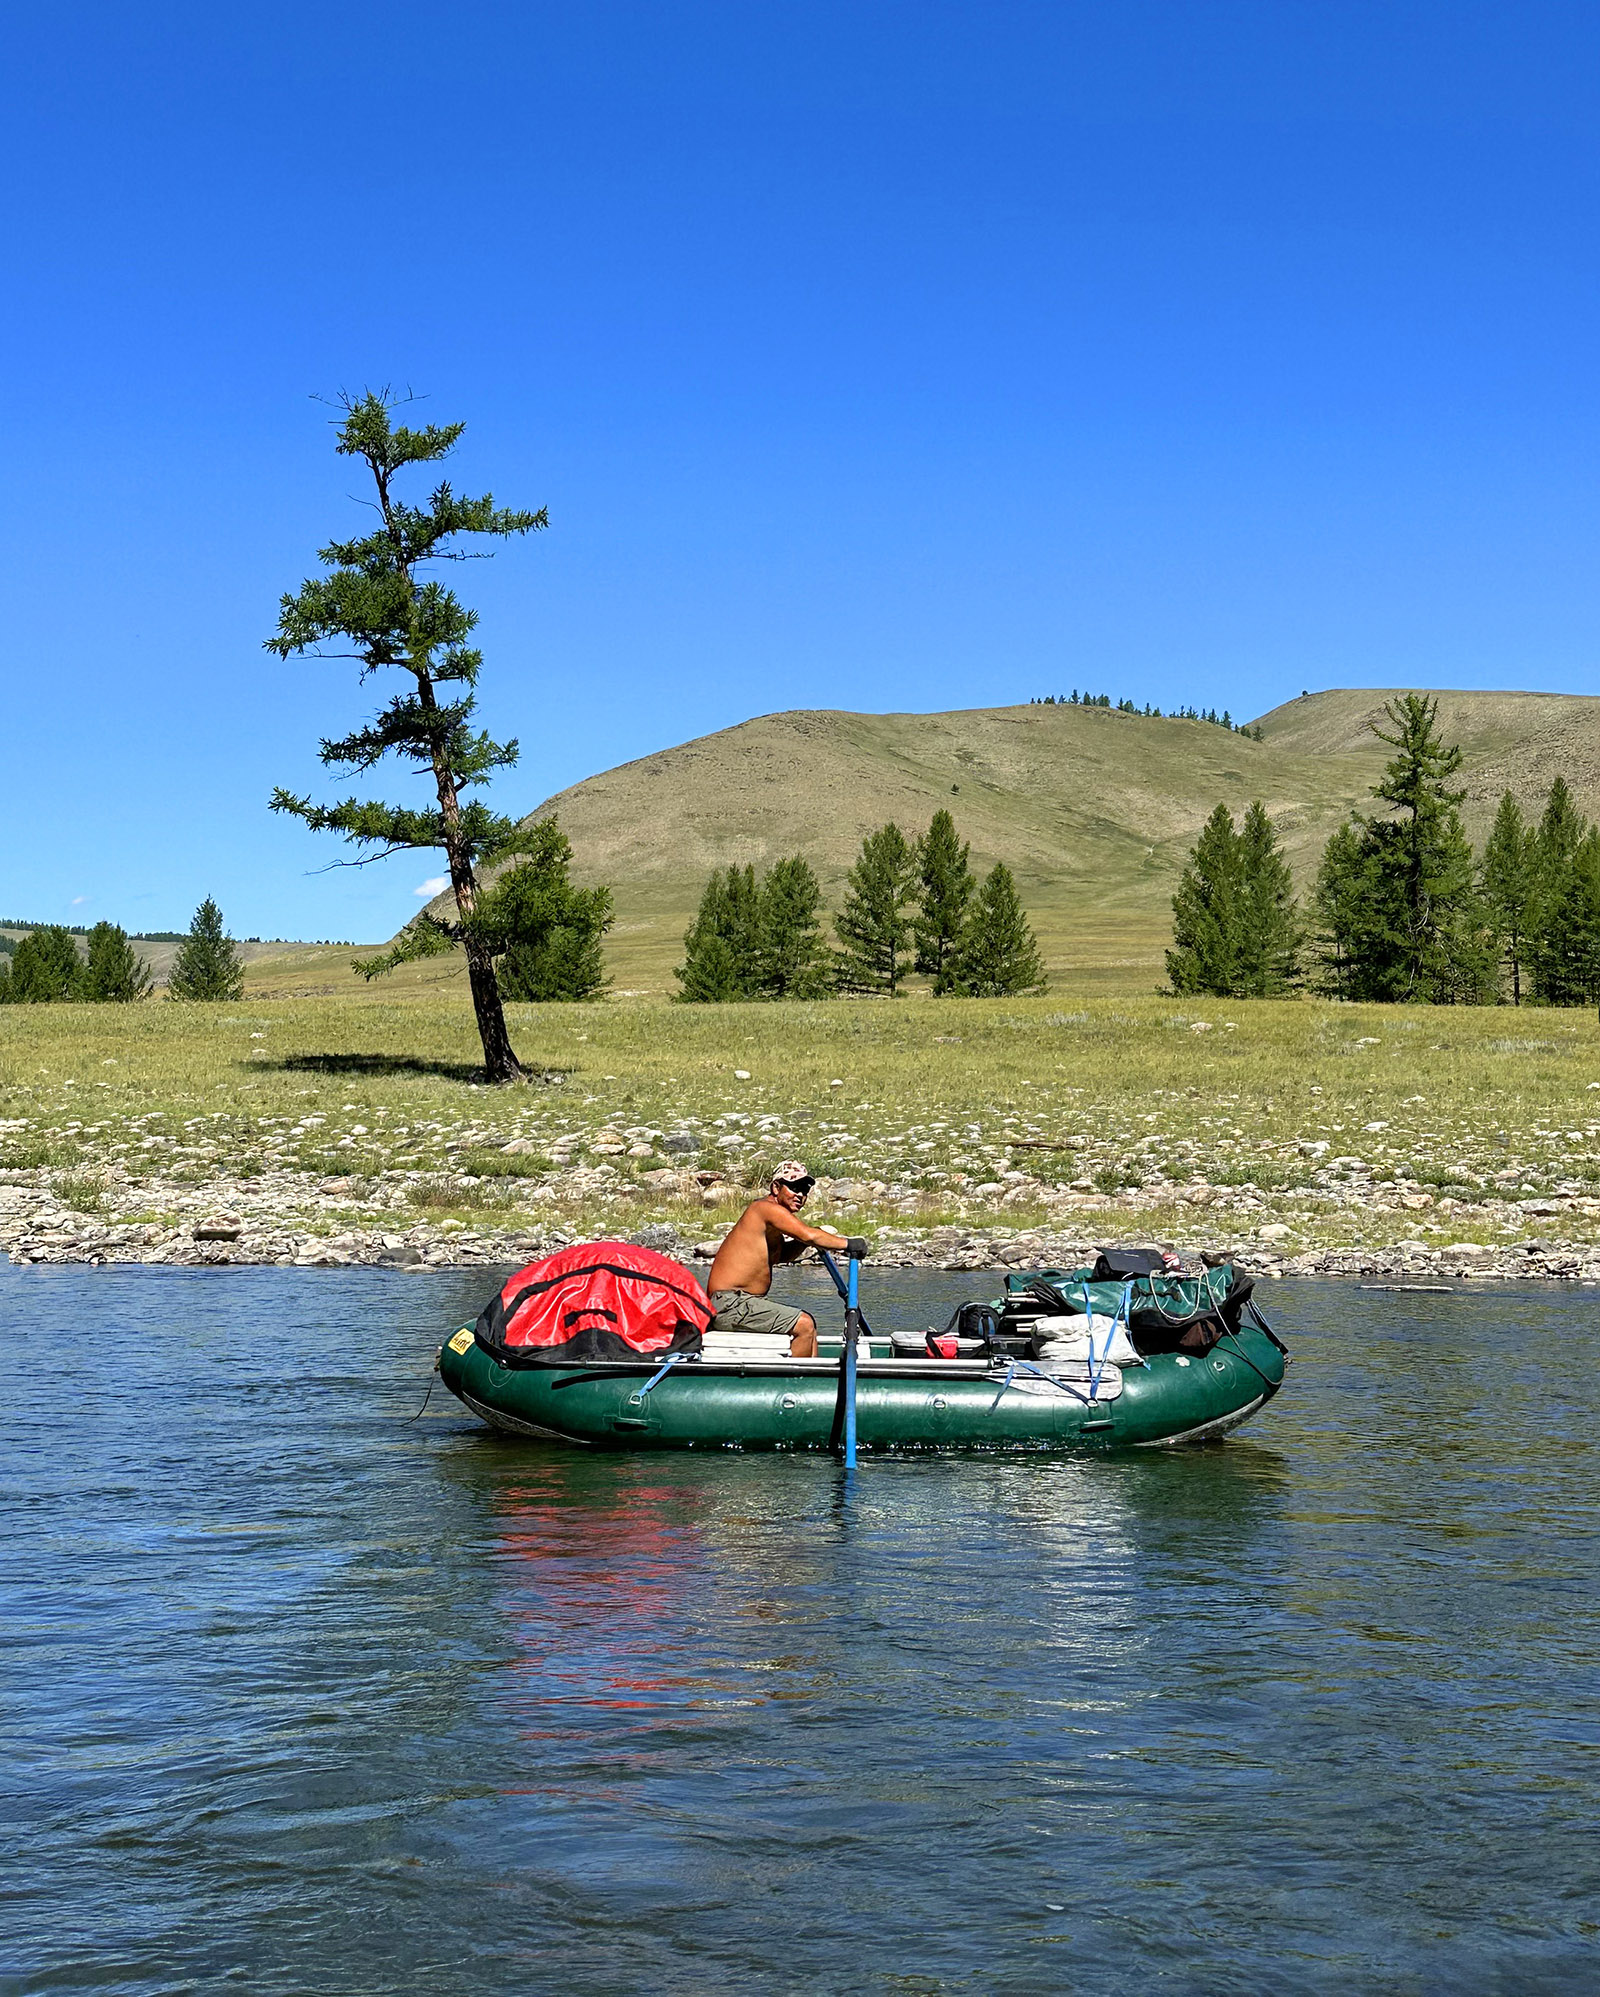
[448,859,522,1083]
[427,717,524,1083]
[465,936,524,1083]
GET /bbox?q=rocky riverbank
[7,1158,1600,1283]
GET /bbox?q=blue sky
[4,1,1598,940]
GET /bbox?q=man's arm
[759,1200,850,1255]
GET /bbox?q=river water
[2,1266,1597,1994]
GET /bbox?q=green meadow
[6,981,1600,1255]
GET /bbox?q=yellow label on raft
[448,1327,475,1355]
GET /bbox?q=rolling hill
[447,687,1600,995]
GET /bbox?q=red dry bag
[473,1241,712,1364]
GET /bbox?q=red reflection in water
[487,1468,724,1720]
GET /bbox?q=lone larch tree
[167,898,245,1001]
[268,393,547,1081]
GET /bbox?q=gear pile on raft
[437,1240,1290,1453]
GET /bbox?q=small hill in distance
[470,687,1600,995]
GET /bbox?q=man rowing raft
[706,1160,860,1357]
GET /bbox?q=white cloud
[414,876,449,898]
[70,895,88,906]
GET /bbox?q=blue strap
[987,1358,1086,1412]
[1086,1282,1131,1402]
[634,1353,687,1400]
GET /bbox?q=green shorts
[709,1290,807,1341]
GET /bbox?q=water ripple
[2,1266,1597,1994]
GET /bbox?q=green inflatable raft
[436,1315,1290,1454]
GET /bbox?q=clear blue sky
[5,1,1598,940]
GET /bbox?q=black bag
[1091,1246,1170,1281]
[922,1300,1002,1358]
[944,1301,1000,1344]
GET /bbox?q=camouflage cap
[771,1160,814,1187]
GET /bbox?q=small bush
[407,1176,517,1212]
[0,1139,81,1171]
[55,1173,106,1213]
[455,1148,550,1179]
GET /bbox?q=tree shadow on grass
[257,1053,573,1085]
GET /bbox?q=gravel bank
[6,1160,1600,1284]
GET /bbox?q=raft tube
[437,1318,1289,1452]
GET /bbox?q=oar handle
[818,1246,875,1340]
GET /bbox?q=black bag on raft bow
[1090,1246,1172,1281]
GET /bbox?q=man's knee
[790,1312,817,1357]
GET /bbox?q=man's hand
[845,1236,869,1260]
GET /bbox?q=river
[2,1267,1596,1993]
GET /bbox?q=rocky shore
[6,1159,1600,1283]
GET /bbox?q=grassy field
[7,979,1600,1257]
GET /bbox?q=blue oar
[843,1252,860,1469]
[820,1242,869,1469]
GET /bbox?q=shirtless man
[706,1161,864,1357]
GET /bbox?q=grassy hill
[8,688,1595,1006]
[424,687,1596,997]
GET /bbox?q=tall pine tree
[1533,824,1600,1005]
[1311,821,1377,998]
[167,899,245,1001]
[1526,776,1591,1003]
[1234,802,1302,995]
[1309,695,1491,1003]
[268,392,547,1082]
[913,810,974,993]
[754,857,832,998]
[1480,791,1533,1004]
[945,863,1046,996]
[81,923,153,1002]
[1166,803,1244,996]
[834,824,916,995]
[1534,775,1585,871]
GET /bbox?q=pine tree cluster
[1031,692,1265,740]
[676,810,1045,1001]
[1169,692,1600,1008]
[1166,803,1302,998]
[676,858,833,1002]
[1456,776,1600,1007]
[0,922,155,1005]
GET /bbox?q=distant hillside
[420,689,1600,996]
